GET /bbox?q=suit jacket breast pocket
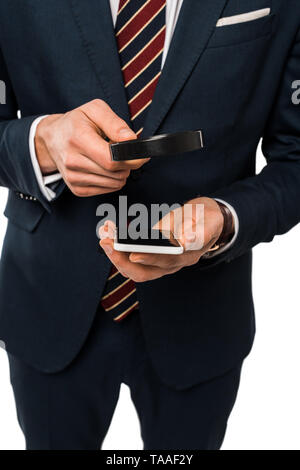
[4,190,45,232]
[207,13,275,49]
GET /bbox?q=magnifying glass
[109,129,204,161]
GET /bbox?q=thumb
[179,219,205,252]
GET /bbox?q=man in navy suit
[0,0,299,450]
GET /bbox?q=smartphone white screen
[114,228,183,255]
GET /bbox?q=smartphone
[114,228,184,255]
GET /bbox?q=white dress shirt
[29,0,238,253]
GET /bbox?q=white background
[0,147,299,450]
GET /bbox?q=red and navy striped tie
[101,0,166,322]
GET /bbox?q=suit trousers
[7,306,243,450]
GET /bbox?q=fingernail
[99,227,113,240]
[132,257,144,263]
[103,245,113,255]
[120,271,129,278]
[185,233,196,242]
[119,128,135,138]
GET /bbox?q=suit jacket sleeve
[0,47,53,212]
[202,26,300,268]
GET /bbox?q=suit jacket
[0,0,299,390]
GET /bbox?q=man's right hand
[34,99,149,197]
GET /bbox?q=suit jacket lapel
[141,0,227,138]
[71,0,130,123]
[71,0,227,137]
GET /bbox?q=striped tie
[101,0,166,322]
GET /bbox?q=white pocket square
[216,8,271,27]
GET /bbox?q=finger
[129,250,201,269]
[100,239,133,277]
[153,208,205,253]
[178,220,205,252]
[67,128,120,172]
[180,221,217,252]
[105,220,117,231]
[81,99,136,143]
[66,171,128,189]
[99,220,116,240]
[68,154,131,180]
[79,100,150,170]
[116,157,151,170]
[71,185,124,197]
[77,127,150,172]
[100,239,173,282]
[129,252,183,269]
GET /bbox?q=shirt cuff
[29,115,62,202]
[204,198,239,258]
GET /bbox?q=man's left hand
[99,197,224,282]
